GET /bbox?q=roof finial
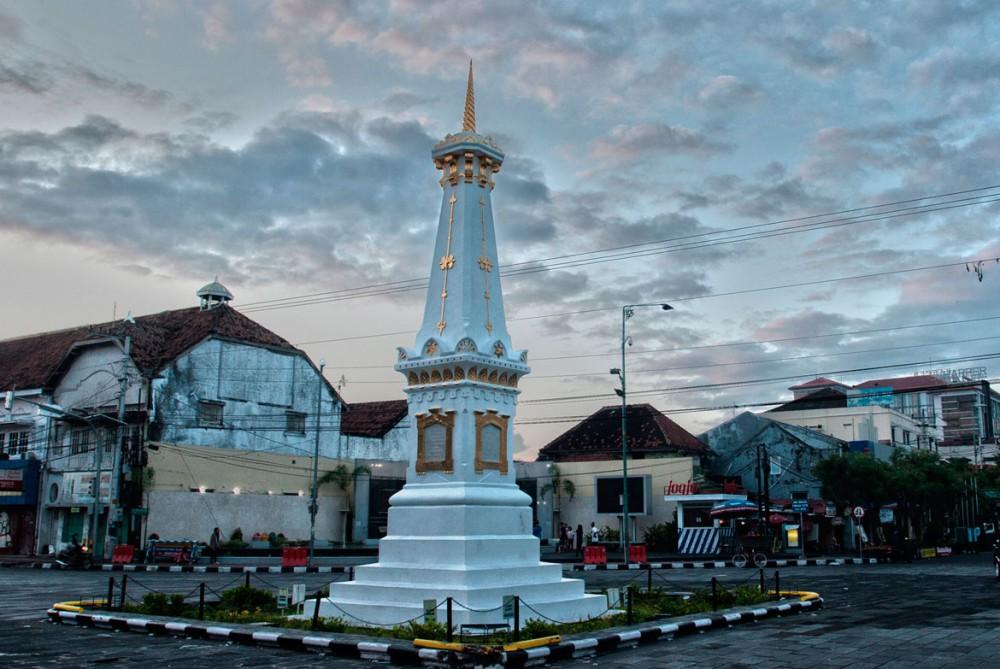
[462,60,476,132]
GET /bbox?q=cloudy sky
[2,1,999,458]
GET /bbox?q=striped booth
[677,527,720,555]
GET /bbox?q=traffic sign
[852,506,865,519]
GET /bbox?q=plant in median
[219,585,277,612]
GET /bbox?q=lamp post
[610,303,672,564]
[308,360,326,567]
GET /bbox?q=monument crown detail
[323,65,606,628]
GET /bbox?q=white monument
[321,66,606,628]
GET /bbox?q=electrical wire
[239,185,1000,313]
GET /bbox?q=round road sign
[852,506,865,519]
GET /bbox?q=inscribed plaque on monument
[424,424,447,462]
[481,424,501,463]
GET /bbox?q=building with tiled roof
[787,376,850,400]
[537,403,707,462]
[341,400,408,438]
[0,282,351,556]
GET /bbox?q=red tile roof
[537,403,706,462]
[0,305,303,391]
[341,400,408,438]
[853,375,947,391]
[788,376,848,390]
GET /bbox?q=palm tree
[540,464,576,540]
[318,463,371,546]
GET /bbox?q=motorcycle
[56,542,94,570]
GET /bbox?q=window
[0,431,29,456]
[415,409,454,474]
[474,411,508,474]
[285,411,306,435]
[71,429,91,455]
[198,401,224,427]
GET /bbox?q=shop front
[0,459,41,555]
[664,489,748,555]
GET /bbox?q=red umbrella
[769,513,790,525]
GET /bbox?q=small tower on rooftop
[197,277,233,311]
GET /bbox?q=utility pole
[308,360,325,567]
[88,414,105,554]
[104,334,132,559]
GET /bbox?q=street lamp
[308,360,326,567]
[611,303,672,564]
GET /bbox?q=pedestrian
[209,527,222,565]
[575,524,584,557]
[590,521,599,544]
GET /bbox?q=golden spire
[462,60,476,132]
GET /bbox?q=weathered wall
[151,339,342,457]
[147,490,345,544]
[342,425,411,461]
[145,442,349,543]
[53,342,143,412]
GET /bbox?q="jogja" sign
[664,480,699,495]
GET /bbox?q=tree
[814,453,893,507]
[540,464,576,535]
[888,450,963,544]
[318,463,371,545]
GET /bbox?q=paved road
[1,556,998,667]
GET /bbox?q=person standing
[209,527,222,565]
[590,522,599,544]
[575,524,584,557]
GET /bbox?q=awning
[710,500,757,516]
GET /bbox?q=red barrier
[583,545,607,565]
[111,544,135,565]
[281,546,308,567]
[628,544,647,563]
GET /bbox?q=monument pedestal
[322,482,606,627]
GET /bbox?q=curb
[47,597,822,667]
[573,557,882,571]
[12,563,350,573]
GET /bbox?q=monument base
[321,494,607,628]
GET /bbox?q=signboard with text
[847,387,894,408]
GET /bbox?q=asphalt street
[1,555,998,668]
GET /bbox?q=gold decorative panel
[475,411,508,474]
[416,409,454,474]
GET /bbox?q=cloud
[200,3,233,51]
[0,60,52,95]
[693,75,761,109]
[0,112,445,287]
[0,8,21,40]
[381,89,438,113]
[593,123,732,164]
[182,111,240,133]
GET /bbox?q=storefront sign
[791,499,809,513]
[879,508,894,523]
[57,472,111,505]
[664,481,699,495]
[0,469,23,493]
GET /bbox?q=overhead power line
[241,185,1000,314]
[520,351,1000,405]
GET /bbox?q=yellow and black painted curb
[47,594,822,667]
